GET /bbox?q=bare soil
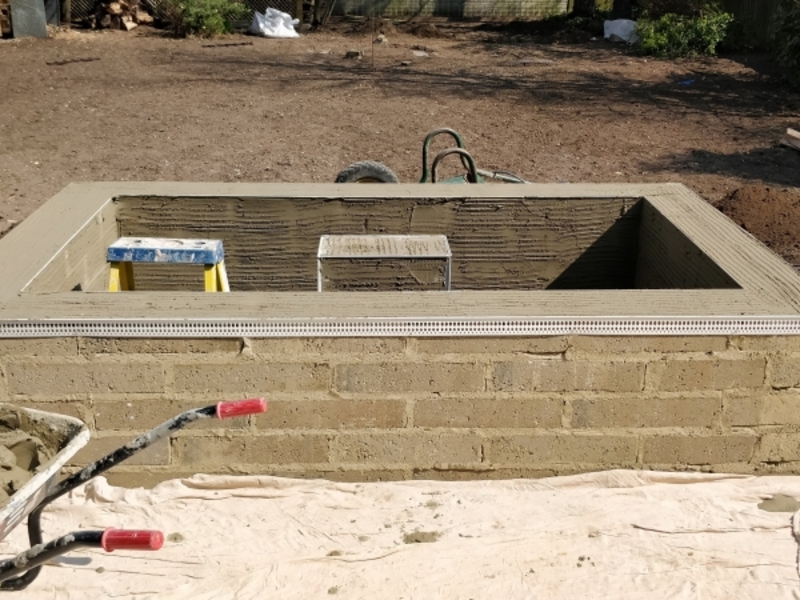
[1,19,799,260]
[716,184,800,267]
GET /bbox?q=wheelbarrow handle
[102,528,164,552]
[420,127,468,183]
[216,398,267,419]
[48,398,268,503]
[0,529,165,587]
[431,148,480,183]
[0,399,267,591]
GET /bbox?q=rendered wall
[32,194,738,293]
[113,195,642,292]
[5,334,799,487]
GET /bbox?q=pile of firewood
[88,0,155,30]
[0,0,11,37]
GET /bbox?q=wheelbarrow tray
[0,406,90,542]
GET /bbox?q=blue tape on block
[107,238,225,264]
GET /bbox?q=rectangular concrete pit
[2,182,800,485]
[24,193,741,293]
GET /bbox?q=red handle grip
[101,529,164,552]
[216,398,267,419]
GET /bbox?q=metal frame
[316,234,452,292]
[107,237,230,293]
[0,399,265,590]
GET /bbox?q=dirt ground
[1,19,799,260]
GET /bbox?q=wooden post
[312,0,321,26]
[611,0,632,19]
[571,0,594,16]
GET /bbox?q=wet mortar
[0,407,70,506]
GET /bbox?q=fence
[66,0,780,43]
[721,0,781,46]
[69,0,295,23]
[336,0,781,42]
[339,0,566,19]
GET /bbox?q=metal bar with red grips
[216,398,267,419]
[0,529,163,587]
[101,529,164,552]
[0,400,267,591]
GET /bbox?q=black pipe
[0,532,103,586]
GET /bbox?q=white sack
[248,7,299,38]
[604,18,639,43]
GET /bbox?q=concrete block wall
[3,335,800,487]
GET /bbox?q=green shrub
[774,0,800,88]
[163,0,249,37]
[636,6,734,57]
[640,0,708,19]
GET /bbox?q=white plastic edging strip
[2,317,800,337]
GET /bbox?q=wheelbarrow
[0,398,266,591]
[334,128,528,184]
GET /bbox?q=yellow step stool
[107,237,229,292]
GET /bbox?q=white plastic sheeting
[3,470,800,598]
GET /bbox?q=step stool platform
[318,235,451,260]
[107,238,224,264]
[317,234,452,291]
[107,237,228,292]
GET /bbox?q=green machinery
[334,128,528,184]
